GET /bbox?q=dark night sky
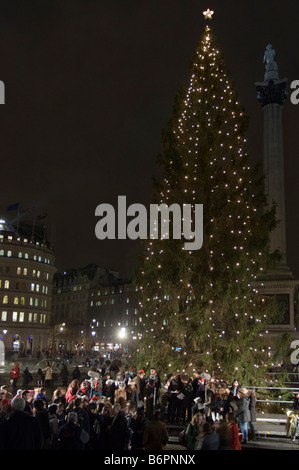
[0,0,299,279]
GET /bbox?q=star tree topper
[203,9,214,20]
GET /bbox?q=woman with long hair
[65,379,80,404]
[185,412,204,451]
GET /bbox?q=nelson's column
[255,44,299,334]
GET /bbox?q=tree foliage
[131,23,282,384]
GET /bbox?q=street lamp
[118,327,126,339]
[118,327,128,355]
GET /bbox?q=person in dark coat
[61,365,69,387]
[22,389,33,415]
[58,411,82,450]
[72,365,81,381]
[236,388,251,443]
[22,367,33,388]
[248,389,257,441]
[126,380,137,405]
[144,379,157,421]
[35,387,48,408]
[147,367,161,401]
[228,380,241,415]
[180,375,193,423]
[0,397,42,450]
[107,403,129,450]
[102,379,116,404]
[143,410,169,450]
[92,403,113,450]
[229,380,241,397]
[33,398,51,449]
[73,397,90,447]
[201,422,221,450]
[129,407,148,450]
[135,370,146,407]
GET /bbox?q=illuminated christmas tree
[132,11,283,384]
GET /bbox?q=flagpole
[32,215,35,241]
[50,217,54,247]
[16,206,19,233]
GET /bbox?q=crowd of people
[0,356,259,451]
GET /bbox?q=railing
[244,385,299,405]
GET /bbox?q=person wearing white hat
[237,388,250,443]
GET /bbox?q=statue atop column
[255,44,287,106]
[264,44,278,75]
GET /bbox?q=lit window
[12,311,18,322]
[19,312,24,322]
[23,268,27,275]
[28,313,32,322]
[1,311,7,321]
[7,250,12,257]
[4,280,9,289]
[18,252,22,258]
[14,297,19,305]
[3,295,8,304]
[17,267,21,275]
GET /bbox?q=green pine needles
[132,24,282,385]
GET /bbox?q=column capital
[255,78,288,107]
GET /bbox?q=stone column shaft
[263,102,286,259]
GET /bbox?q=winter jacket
[249,395,257,422]
[237,397,251,423]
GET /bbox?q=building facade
[88,279,139,352]
[0,219,56,358]
[51,264,136,353]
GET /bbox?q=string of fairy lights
[131,10,278,380]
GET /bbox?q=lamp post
[118,327,127,354]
